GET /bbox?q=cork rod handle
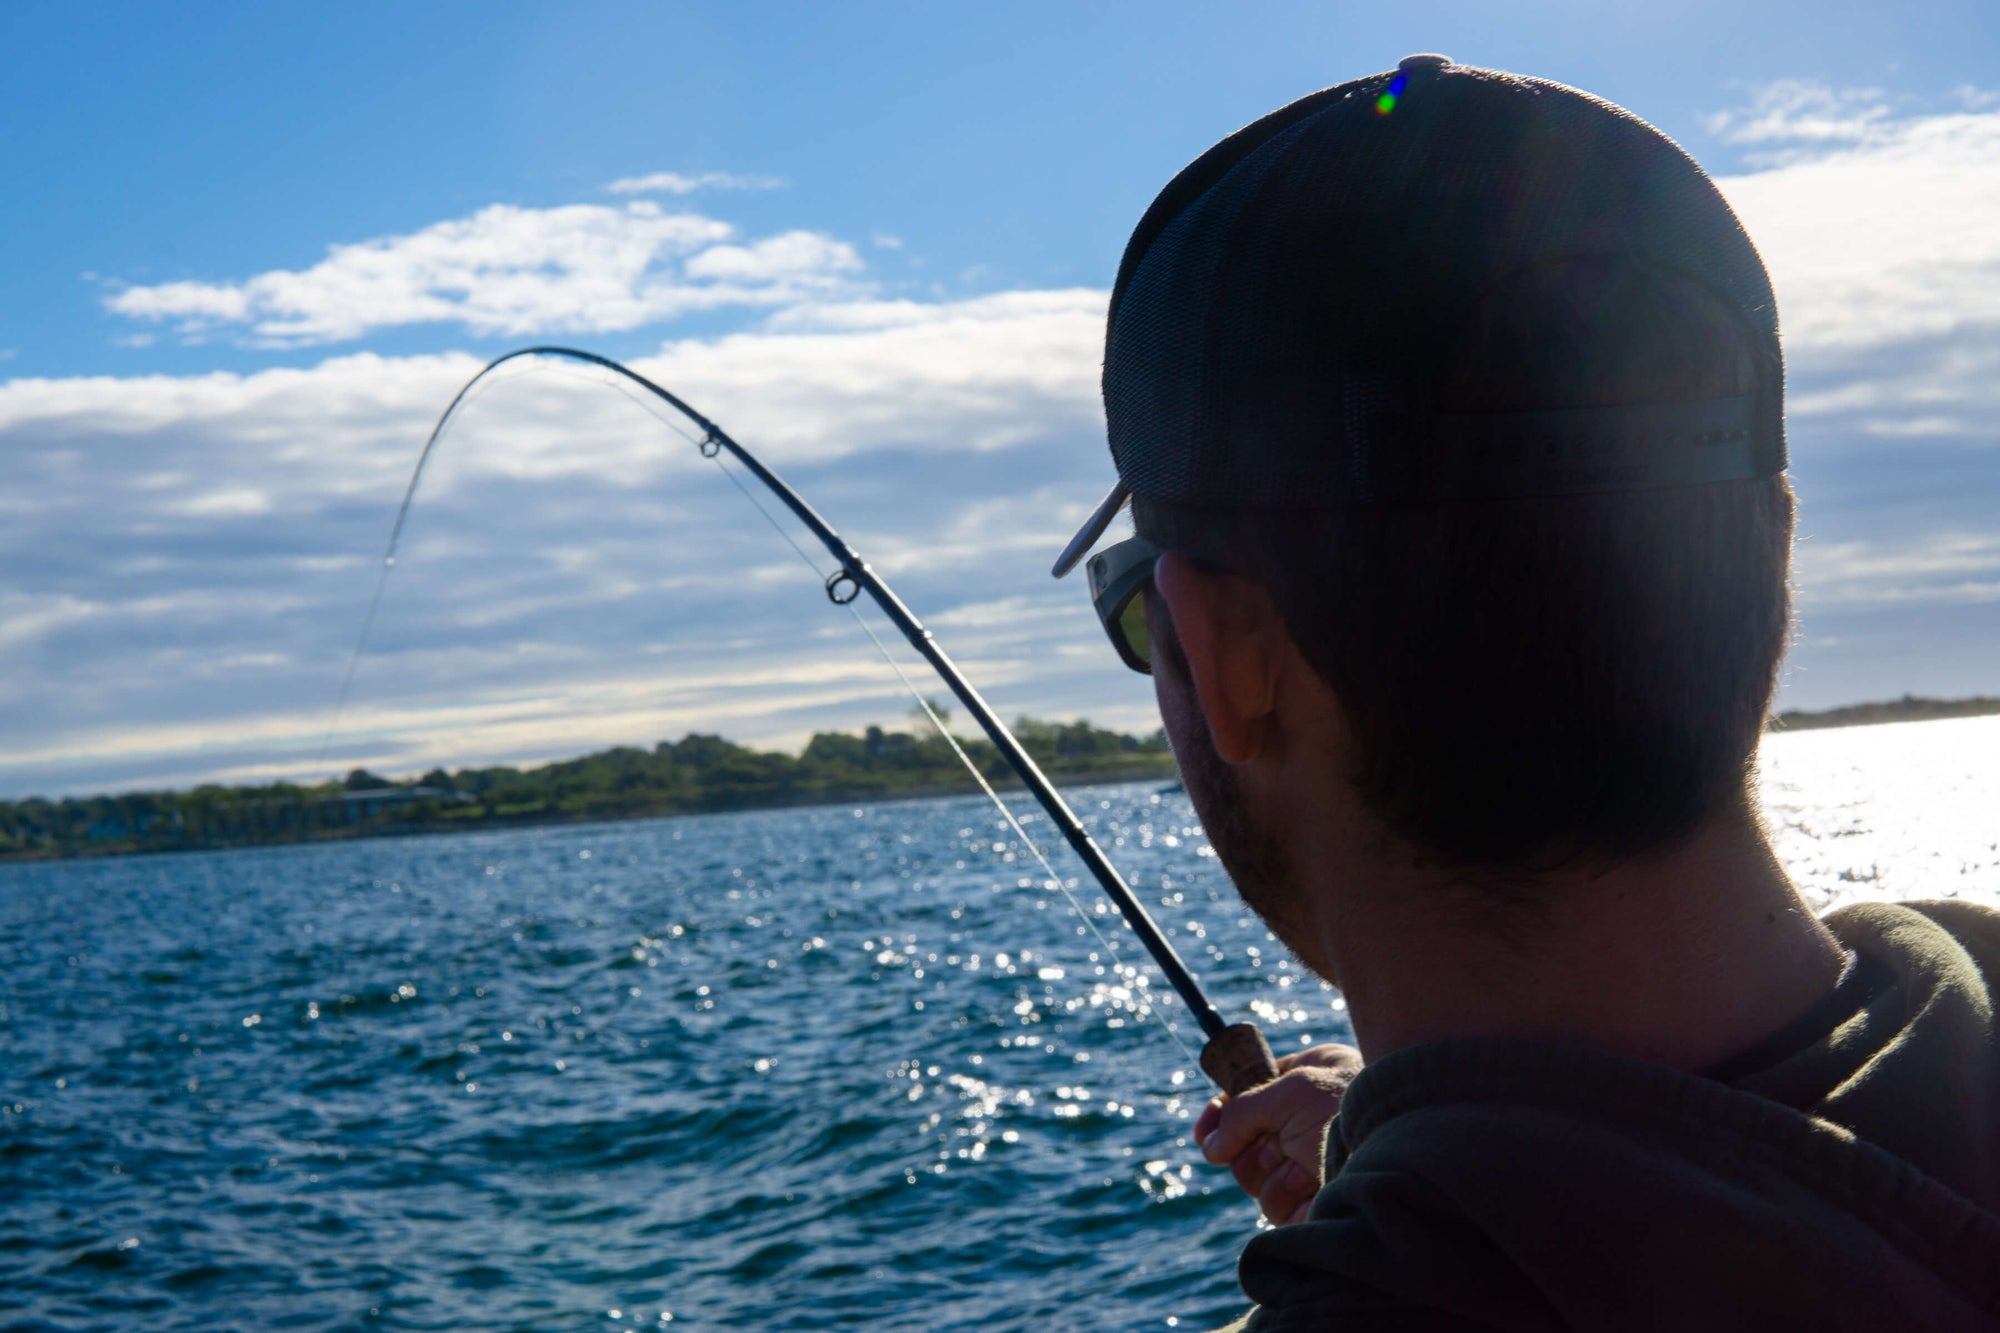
[1199,1021,1281,1096]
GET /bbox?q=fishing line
[322,345,1279,1096]
[312,359,555,768]
[839,593,1202,1070]
[704,445,1200,1068]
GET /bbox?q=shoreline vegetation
[0,713,1178,863]
[1766,693,2000,732]
[4,695,1995,865]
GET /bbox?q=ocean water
[3,715,1996,1332]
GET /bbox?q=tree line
[1769,694,2000,731]
[0,713,1175,861]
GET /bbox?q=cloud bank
[103,201,863,346]
[2,291,1139,797]
[1707,84,2000,661]
[10,95,2000,797]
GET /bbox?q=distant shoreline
[0,718,1178,865]
[5,696,1995,866]
[0,762,1177,868]
[1768,695,2000,732]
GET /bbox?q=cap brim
[1050,482,1130,578]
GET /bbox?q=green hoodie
[1228,901,2000,1331]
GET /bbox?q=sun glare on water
[1760,715,2000,911]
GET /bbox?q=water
[3,716,1996,1332]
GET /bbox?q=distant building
[313,785,469,824]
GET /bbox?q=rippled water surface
[4,716,1997,1331]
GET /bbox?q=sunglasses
[1086,535,1162,674]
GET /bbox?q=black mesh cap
[1097,55,1785,518]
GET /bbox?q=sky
[3,0,1998,799]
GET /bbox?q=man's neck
[1308,807,1847,1072]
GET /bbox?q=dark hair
[1135,259,1794,871]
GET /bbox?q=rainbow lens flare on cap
[1052,53,1786,578]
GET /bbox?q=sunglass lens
[1116,590,1150,672]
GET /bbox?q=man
[1053,57,2000,1330]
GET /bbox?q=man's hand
[1193,1042,1363,1226]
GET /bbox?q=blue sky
[4,1,1999,797]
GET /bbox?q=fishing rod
[380,346,1279,1096]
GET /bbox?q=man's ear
[1152,552,1281,765]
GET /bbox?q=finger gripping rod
[419,348,1281,1095]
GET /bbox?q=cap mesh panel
[1102,64,1786,508]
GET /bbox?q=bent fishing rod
[387,346,1280,1096]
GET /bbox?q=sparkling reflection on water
[1763,714,2000,908]
[1,716,1994,1331]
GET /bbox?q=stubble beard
[1153,619,1320,964]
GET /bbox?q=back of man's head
[1082,58,1793,872]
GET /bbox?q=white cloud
[169,486,274,518]
[1698,84,2000,706]
[112,279,252,324]
[1795,532,2000,607]
[1713,88,2000,356]
[650,290,1105,460]
[682,231,862,284]
[14,105,2000,797]
[1707,81,1896,163]
[103,201,864,346]
[603,171,782,195]
[0,290,1126,797]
